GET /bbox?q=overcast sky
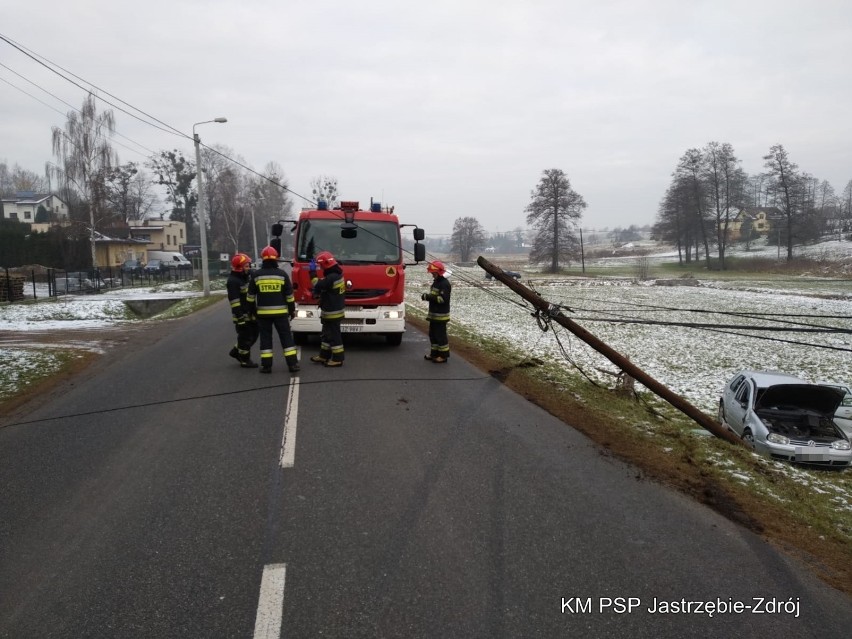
[2,0,851,235]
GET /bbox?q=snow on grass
[409,267,852,415]
[0,347,83,402]
[0,280,211,402]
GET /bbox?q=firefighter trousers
[234,320,259,360]
[318,317,344,362]
[257,314,299,368]
[428,319,450,358]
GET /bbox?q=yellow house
[128,219,188,253]
[727,207,782,240]
[94,233,151,269]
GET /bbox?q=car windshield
[297,219,400,264]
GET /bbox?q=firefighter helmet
[231,253,251,271]
[260,246,279,260]
[315,251,337,269]
[426,260,446,276]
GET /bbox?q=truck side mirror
[413,243,426,262]
[413,227,425,241]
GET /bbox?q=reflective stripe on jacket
[247,264,295,316]
[426,275,451,322]
[312,265,346,320]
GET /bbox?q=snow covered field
[409,265,852,415]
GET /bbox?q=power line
[0,32,185,139]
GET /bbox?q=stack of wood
[0,274,25,302]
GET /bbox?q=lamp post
[193,117,227,296]
[252,192,263,264]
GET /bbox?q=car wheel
[742,428,756,449]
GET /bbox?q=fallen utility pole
[477,256,743,446]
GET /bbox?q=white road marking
[253,563,287,639]
[279,376,300,468]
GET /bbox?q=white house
[0,191,69,225]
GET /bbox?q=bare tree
[257,162,293,247]
[49,93,117,268]
[0,162,49,195]
[675,149,712,265]
[450,216,486,262]
[103,162,157,223]
[310,175,339,208]
[210,165,247,253]
[147,150,197,241]
[652,177,694,265]
[703,141,746,269]
[840,179,852,237]
[525,168,586,272]
[763,144,802,260]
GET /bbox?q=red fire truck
[272,199,425,345]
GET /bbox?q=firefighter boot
[310,355,328,364]
[229,347,239,360]
[239,353,259,368]
[286,354,300,373]
[324,360,343,368]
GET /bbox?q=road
[1,300,851,638]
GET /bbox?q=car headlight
[766,432,789,445]
[830,440,851,450]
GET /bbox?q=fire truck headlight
[296,309,314,319]
[383,310,402,319]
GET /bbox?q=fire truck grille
[346,289,389,299]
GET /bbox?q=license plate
[341,325,362,333]
[794,449,826,461]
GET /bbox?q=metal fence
[2,265,197,302]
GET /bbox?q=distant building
[128,219,187,253]
[92,231,150,269]
[0,191,69,227]
[727,207,783,240]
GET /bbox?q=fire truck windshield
[297,219,401,264]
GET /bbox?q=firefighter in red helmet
[308,251,346,367]
[226,253,258,368]
[247,246,300,374]
[422,260,451,363]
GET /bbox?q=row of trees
[654,141,852,268]
[2,93,298,268]
[446,168,587,272]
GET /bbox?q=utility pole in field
[476,256,744,446]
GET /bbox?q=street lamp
[193,117,227,296]
[252,192,263,264]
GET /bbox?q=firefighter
[247,246,300,374]
[308,251,346,367]
[226,252,259,368]
[421,260,451,363]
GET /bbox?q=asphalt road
[1,300,851,638]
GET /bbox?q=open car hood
[756,384,844,415]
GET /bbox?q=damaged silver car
[719,371,851,468]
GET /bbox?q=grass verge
[406,311,852,596]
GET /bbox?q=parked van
[146,251,193,271]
